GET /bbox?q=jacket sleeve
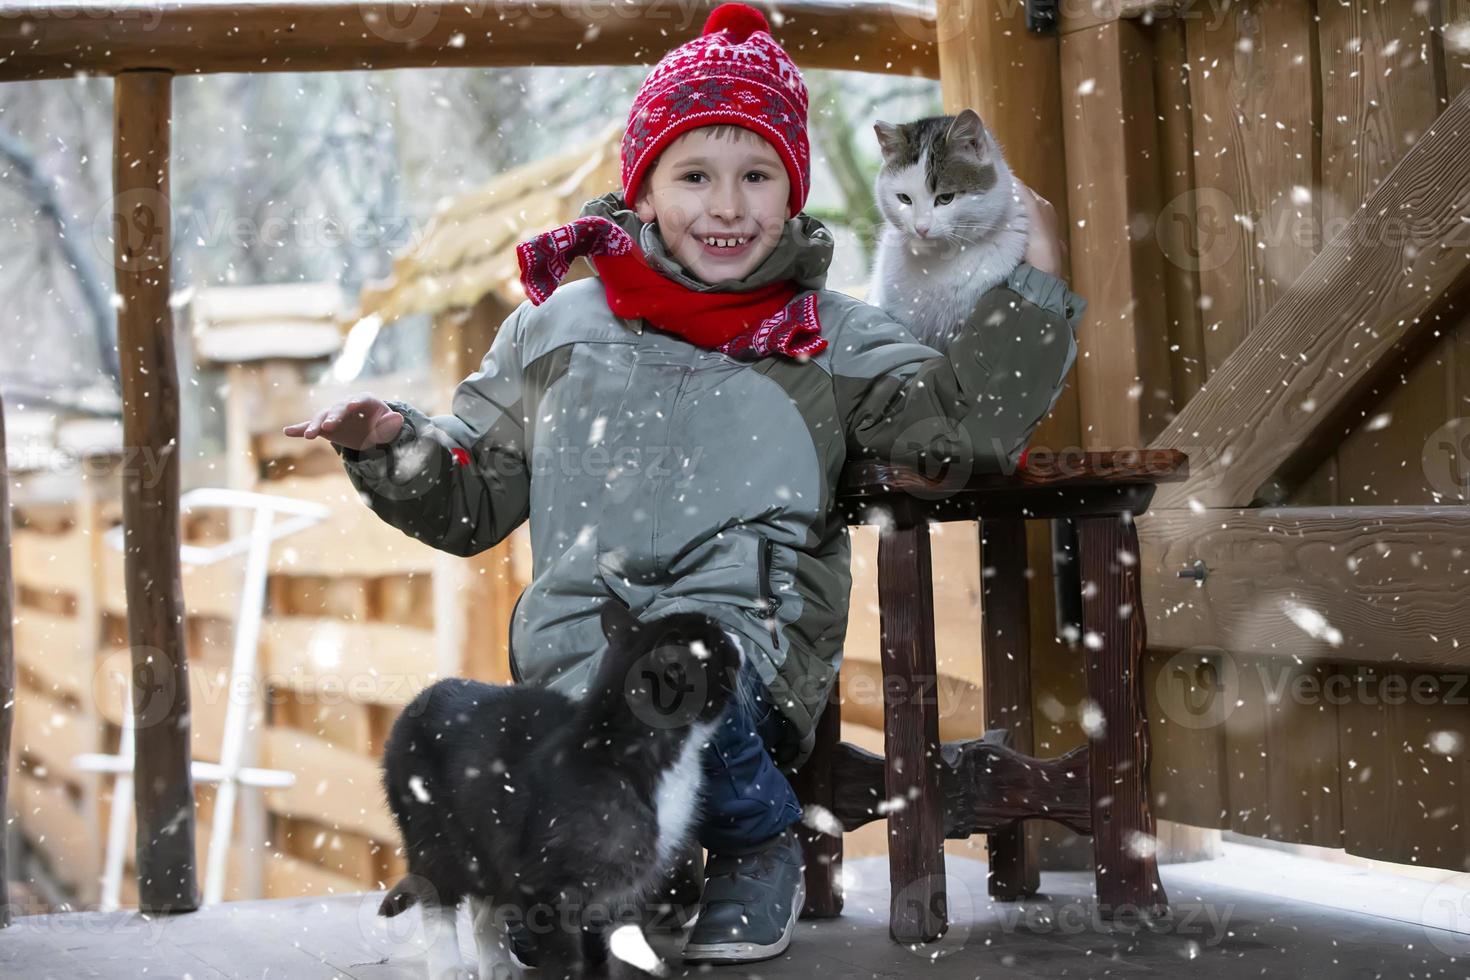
[332,300,534,557]
[832,263,1085,476]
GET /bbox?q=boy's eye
[935,193,955,206]
[897,193,912,205]
[680,172,771,183]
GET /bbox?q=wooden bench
[791,448,1189,943]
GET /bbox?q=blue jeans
[699,648,805,852]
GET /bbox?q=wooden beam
[0,0,938,81]
[1139,506,1470,669]
[935,0,1082,880]
[1150,88,1470,511]
[1061,18,1174,449]
[114,69,199,914]
[0,392,14,928]
[1061,0,1185,35]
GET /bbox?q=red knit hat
[621,3,811,220]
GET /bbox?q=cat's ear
[599,598,643,648]
[873,120,906,159]
[946,109,989,161]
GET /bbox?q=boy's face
[634,127,791,285]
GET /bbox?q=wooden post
[1078,514,1166,918]
[876,499,945,943]
[978,517,1039,899]
[114,69,199,914]
[0,392,15,928]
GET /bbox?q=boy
[285,1,1084,966]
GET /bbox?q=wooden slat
[1150,88,1470,511]
[0,0,939,81]
[100,544,245,620]
[260,728,396,843]
[12,770,92,891]
[1322,0,1449,510]
[1338,667,1470,868]
[1446,0,1470,103]
[260,617,439,705]
[12,689,97,785]
[1059,17,1173,449]
[1139,506,1470,669]
[1184,0,1319,381]
[1152,13,1206,411]
[1142,648,1228,829]
[10,528,89,596]
[251,475,441,577]
[114,69,198,913]
[12,610,87,701]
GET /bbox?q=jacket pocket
[756,533,783,651]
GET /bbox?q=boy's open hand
[283,394,404,451]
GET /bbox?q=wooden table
[792,449,1189,943]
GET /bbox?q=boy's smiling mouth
[695,233,755,259]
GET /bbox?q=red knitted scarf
[515,216,825,360]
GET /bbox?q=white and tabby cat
[867,108,1029,353]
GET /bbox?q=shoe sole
[680,875,806,964]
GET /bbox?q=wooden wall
[1062,0,1470,871]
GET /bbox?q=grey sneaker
[681,826,806,964]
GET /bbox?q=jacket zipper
[508,586,527,684]
[757,534,783,649]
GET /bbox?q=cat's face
[633,127,791,285]
[873,109,1011,250]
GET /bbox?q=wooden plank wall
[1126,0,1470,870]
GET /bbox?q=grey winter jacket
[336,190,1086,770]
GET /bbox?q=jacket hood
[577,190,834,294]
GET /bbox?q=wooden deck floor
[3,844,1467,978]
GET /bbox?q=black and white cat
[377,600,743,980]
[868,108,1030,353]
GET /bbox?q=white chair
[76,488,331,909]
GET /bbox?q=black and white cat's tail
[378,875,430,917]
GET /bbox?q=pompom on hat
[620,2,811,220]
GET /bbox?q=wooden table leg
[877,500,945,943]
[0,393,13,928]
[1078,513,1167,918]
[978,517,1040,900]
[791,680,843,919]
